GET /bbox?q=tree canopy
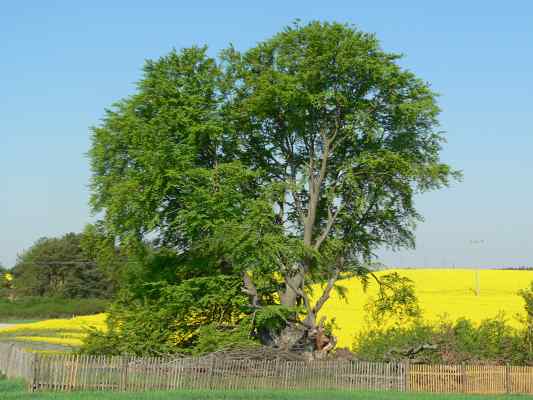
[11,230,113,299]
[88,21,458,356]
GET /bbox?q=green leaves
[89,47,224,243]
[364,272,421,327]
[87,21,459,353]
[84,275,250,355]
[90,21,458,270]
[11,232,113,299]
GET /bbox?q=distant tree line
[3,225,124,300]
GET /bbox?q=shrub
[81,275,252,356]
[353,314,529,365]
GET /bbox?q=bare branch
[304,132,331,247]
[311,267,340,315]
[313,203,344,250]
[316,133,331,188]
[288,179,306,226]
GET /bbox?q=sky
[1,1,532,268]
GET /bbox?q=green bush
[353,314,528,365]
[192,324,258,355]
[81,275,253,356]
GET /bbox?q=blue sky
[1,1,532,268]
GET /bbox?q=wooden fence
[0,343,34,382]
[409,364,533,394]
[1,344,532,394]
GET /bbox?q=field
[0,380,528,400]
[1,269,532,351]
[319,268,533,347]
[0,314,106,352]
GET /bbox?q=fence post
[461,363,467,393]
[6,344,14,379]
[505,364,510,394]
[283,361,289,389]
[208,357,215,390]
[119,356,129,391]
[404,360,410,392]
[30,353,40,392]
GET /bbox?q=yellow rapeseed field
[0,313,107,334]
[0,313,107,349]
[1,269,531,352]
[320,269,533,348]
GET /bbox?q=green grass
[0,379,529,400]
[0,319,40,324]
[0,298,108,322]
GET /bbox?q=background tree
[12,231,113,299]
[89,21,458,356]
[0,264,6,284]
[80,223,130,294]
[519,282,533,356]
[0,264,13,298]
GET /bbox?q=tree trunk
[280,273,303,307]
[258,315,336,359]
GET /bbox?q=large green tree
[89,21,458,355]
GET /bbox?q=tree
[89,21,458,355]
[0,264,13,296]
[79,223,130,294]
[519,282,533,356]
[12,231,113,299]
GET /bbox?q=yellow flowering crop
[0,313,107,349]
[2,269,531,352]
[317,269,533,348]
[0,313,107,334]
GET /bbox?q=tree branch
[242,272,260,308]
[311,267,340,315]
[285,273,311,314]
[313,203,344,250]
[304,133,331,247]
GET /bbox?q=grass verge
[0,379,528,400]
[0,298,108,322]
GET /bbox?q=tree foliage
[354,314,529,365]
[0,264,7,286]
[88,21,458,355]
[364,272,421,327]
[0,264,12,297]
[355,281,533,365]
[11,231,113,299]
[519,282,533,355]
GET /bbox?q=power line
[17,261,98,266]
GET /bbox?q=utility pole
[468,239,485,296]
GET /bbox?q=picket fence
[1,343,532,394]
